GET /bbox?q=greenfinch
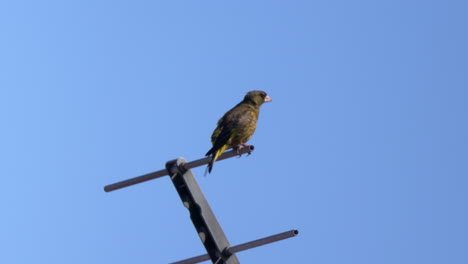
[205,91,272,173]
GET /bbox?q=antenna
[104,146,298,264]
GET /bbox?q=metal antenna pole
[166,158,240,264]
[103,145,299,264]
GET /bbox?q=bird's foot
[235,143,251,157]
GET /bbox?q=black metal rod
[168,158,240,264]
[104,168,168,192]
[225,229,298,256]
[179,145,254,172]
[104,145,254,192]
[170,229,298,264]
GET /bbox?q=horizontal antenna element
[104,145,254,192]
[170,229,299,264]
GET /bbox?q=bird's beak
[264,95,272,102]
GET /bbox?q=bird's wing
[206,121,236,156]
[206,103,256,156]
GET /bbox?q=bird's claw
[235,143,251,157]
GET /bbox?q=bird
[205,90,272,174]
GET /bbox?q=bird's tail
[207,158,215,174]
[206,144,229,174]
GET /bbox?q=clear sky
[1,1,467,263]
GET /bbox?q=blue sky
[1,1,467,263]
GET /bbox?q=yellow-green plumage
[205,90,271,173]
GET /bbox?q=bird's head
[244,90,272,106]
